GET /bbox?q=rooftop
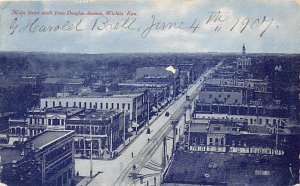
[164,151,292,185]
[71,109,121,121]
[41,92,144,99]
[43,78,84,85]
[28,130,74,149]
[0,147,22,164]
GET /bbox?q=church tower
[242,43,246,54]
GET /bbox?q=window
[29,118,33,124]
[53,101,55,107]
[128,104,131,110]
[209,94,212,98]
[74,102,76,107]
[209,138,213,145]
[215,138,219,146]
[66,102,69,107]
[250,118,253,124]
[100,103,103,109]
[117,103,119,109]
[90,102,92,109]
[84,102,87,108]
[122,103,125,109]
[220,137,224,146]
[52,119,60,125]
[111,103,114,109]
[106,103,108,109]
[48,119,52,125]
[59,101,62,106]
[266,119,269,125]
[41,119,44,125]
[61,119,64,125]
[79,102,82,108]
[45,101,48,107]
[95,103,97,109]
[259,118,262,124]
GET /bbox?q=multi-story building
[7,114,27,145]
[0,130,75,186]
[40,92,147,124]
[41,77,85,97]
[118,83,171,112]
[199,85,250,105]
[8,108,129,159]
[193,101,289,126]
[135,66,181,97]
[187,119,285,155]
[66,109,129,158]
[176,63,196,90]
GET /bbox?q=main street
[75,61,223,185]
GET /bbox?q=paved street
[75,62,222,186]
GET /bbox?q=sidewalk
[115,104,169,156]
[114,92,185,157]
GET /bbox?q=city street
[75,62,222,186]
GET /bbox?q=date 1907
[206,11,275,37]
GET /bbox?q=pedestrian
[131,152,134,158]
[147,138,150,143]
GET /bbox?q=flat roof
[164,151,291,185]
[41,92,143,99]
[0,147,22,164]
[29,130,73,149]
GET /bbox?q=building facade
[0,130,75,186]
[40,92,147,123]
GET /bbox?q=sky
[0,0,299,54]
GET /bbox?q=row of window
[200,115,283,125]
[29,118,45,125]
[11,127,45,136]
[66,125,107,135]
[45,101,131,110]
[48,119,65,125]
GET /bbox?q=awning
[161,100,168,106]
[131,121,139,127]
[152,106,158,112]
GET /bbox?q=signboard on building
[190,145,206,152]
[229,147,250,154]
[190,145,284,155]
[206,146,226,152]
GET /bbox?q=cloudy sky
[0,0,299,54]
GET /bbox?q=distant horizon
[0,50,299,55]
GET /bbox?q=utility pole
[172,120,177,155]
[155,94,159,116]
[188,119,191,148]
[173,75,176,100]
[123,109,126,147]
[275,119,279,149]
[89,119,93,178]
[135,98,138,135]
[147,98,150,127]
[162,136,167,171]
[110,126,113,158]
